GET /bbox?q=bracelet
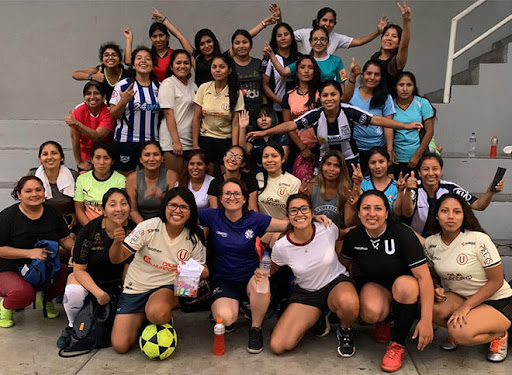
[261,21,267,28]
[348,79,356,84]
[162,16,167,23]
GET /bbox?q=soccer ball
[139,323,177,360]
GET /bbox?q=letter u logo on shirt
[384,239,395,255]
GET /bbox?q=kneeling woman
[267,193,358,356]
[57,188,135,347]
[341,190,433,372]
[110,187,208,353]
[426,193,512,362]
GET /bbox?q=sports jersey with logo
[256,172,300,219]
[289,54,346,83]
[361,176,398,214]
[261,54,299,112]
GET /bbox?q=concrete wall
[1,0,511,120]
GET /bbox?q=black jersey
[341,221,426,283]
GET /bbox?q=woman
[391,72,434,178]
[178,150,214,210]
[159,49,197,174]
[57,188,135,348]
[74,143,126,226]
[349,61,395,172]
[193,29,222,86]
[65,81,115,172]
[28,141,77,228]
[126,141,178,223]
[110,47,160,173]
[72,42,129,103]
[192,54,244,174]
[110,187,208,353]
[124,8,194,83]
[207,145,258,212]
[361,147,398,214]
[247,80,422,174]
[267,193,358,356]
[425,193,511,362]
[262,23,301,119]
[0,176,74,328]
[371,0,412,93]
[398,153,504,237]
[341,190,434,372]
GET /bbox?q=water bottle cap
[216,318,223,323]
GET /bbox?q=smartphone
[490,167,506,192]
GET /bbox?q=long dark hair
[211,54,240,112]
[129,46,160,86]
[159,187,204,248]
[295,55,322,108]
[395,71,437,119]
[380,24,402,55]
[426,193,486,235]
[319,80,343,106]
[38,140,65,165]
[356,189,390,212]
[194,28,221,58]
[308,26,329,54]
[178,150,209,187]
[165,49,193,79]
[281,192,314,238]
[149,22,170,50]
[312,7,337,28]
[218,178,250,215]
[258,144,285,195]
[231,29,253,48]
[361,60,388,109]
[317,150,351,213]
[269,23,299,61]
[102,187,131,209]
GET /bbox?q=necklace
[365,226,387,250]
[105,67,123,87]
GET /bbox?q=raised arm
[264,44,291,77]
[246,120,297,141]
[349,16,389,48]
[396,0,412,70]
[471,179,504,211]
[238,110,252,153]
[340,57,361,102]
[124,28,133,66]
[152,8,194,55]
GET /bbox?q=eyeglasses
[222,191,243,199]
[311,37,328,43]
[103,53,119,58]
[226,151,243,161]
[288,205,311,216]
[166,203,190,212]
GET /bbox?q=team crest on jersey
[111,90,118,98]
[277,187,287,196]
[245,229,254,239]
[318,136,326,144]
[456,253,468,265]
[177,249,190,261]
[120,155,131,163]
[358,114,368,125]
[301,117,308,127]
[221,103,230,111]
[384,239,395,255]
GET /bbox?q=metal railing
[443,0,512,103]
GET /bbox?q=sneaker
[225,322,237,333]
[440,338,458,351]
[487,331,508,362]
[241,301,252,320]
[336,326,355,357]
[36,294,59,319]
[374,321,391,344]
[381,342,406,372]
[0,300,14,328]
[56,326,73,348]
[314,311,331,337]
[247,327,263,354]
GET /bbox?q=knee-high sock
[392,300,418,345]
[63,284,88,327]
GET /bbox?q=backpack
[19,240,61,287]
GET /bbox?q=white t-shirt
[272,222,348,292]
[256,172,300,219]
[425,230,512,301]
[294,28,353,55]
[158,75,197,151]
[123,218,206,294]
[188,174,214,210]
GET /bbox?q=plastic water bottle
[256,251,271,294]
[468,132,476,157]
[213,318,225,356]
[490,135,498,158]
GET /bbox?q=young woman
[124,8,194,83]
[110,187,208,353]
[0,176,74,328]
[247,80,422,174]
[370,0,412,93]
[425,193,511,362]
[398,153,504,236]
[207,145,258,212]
[72,42,129,103]
[28,141,77,228]
[391,72,435,178]
[192,54,244,174]
[57,188,135,348]
[159,49,197,174]
[349,61,395,172]
[178,150,214,210]
[267,193,357,356]
[193,29,222,86]
[74,143,126,226]
[110,47,160,173]
[126,141,178,223]
[341,190,434,372]
[65,81,115,172]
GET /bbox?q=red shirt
[72,103,114,161]
[154,48,174,82]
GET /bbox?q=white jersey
[294,28,353,55]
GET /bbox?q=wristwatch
[88,74,93,80]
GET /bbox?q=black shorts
[116,285,174,314]
[354,277,395,293]
[113,141,142,172]
[289,274,354,311]
[199,136,231,166]
[483,295,512,323]
[211,278,250,303]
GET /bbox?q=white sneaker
[440,338,458,351]
[487,331,508,363]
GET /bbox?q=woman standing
[178,150,214,210]
[193,29,222,86]
[126,141,178,223]
[426,193,511,362]
[110,47,161,173]
[159,49,197,174]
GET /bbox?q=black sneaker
[241,301,252,320]
[247,327,263,354]
[56,326,72,348]
[225,322,237,333]
[337,326,355,357]
[314,311,331,337]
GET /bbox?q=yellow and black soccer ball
[139,323,177,360]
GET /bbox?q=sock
[63,284,88,327]
[391,300,418,345]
